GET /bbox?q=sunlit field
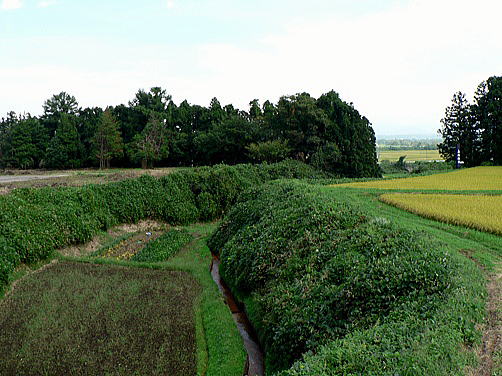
[335,166,502,191]
[378,149,443,162]
[380,193,502,235]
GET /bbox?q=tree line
[438,76,502,167]
[0,88,380,177]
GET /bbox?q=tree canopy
[0,87,381,177]
[438,76,502,166]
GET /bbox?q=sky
[0,0,501,137]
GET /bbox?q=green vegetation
[0,262,201,376]
[0,88,380,177]
[438,75,502,166]
[209,180,499,375]
[0,160,326,291]
[132,229,193,262]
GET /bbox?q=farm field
[380,193,502,235]
[377,149,443,162]
[0,167,177,195]
[0,161,500,375]
[336,166,502,191]
[0,262,200,376]
[0,220,247,376]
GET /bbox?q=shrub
[209,181,455,373]
[0,160,327,289]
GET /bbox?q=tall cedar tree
[474,76,502,164]
[438,92,480,166]
[44,114,83,169]
[91,109,124,169]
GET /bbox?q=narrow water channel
[210,255,265,376]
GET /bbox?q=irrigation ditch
[210,254,265,376]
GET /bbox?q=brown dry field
[0,167,177,195]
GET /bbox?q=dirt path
[0,174,69,183]
[467,262,501,376]
[475,269,501,376]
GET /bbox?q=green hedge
[0,160,328,287]
[208,181,474,374]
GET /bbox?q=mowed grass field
[336,166,502,191]
[378,149,442,162]
[0,262,200,376]
[380,193,502,235]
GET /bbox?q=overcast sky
[1,0,501,137]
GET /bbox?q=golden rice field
[336,166,502,191]
[380,193,502,235]
[378,149,442,162]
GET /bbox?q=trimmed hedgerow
[0,160,328,287]
[208,181,467,374]
[131,229,193,262]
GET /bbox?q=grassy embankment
[208,167,501,375]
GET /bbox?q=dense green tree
[0,87,381,177]
[274,93,331,161]
[0,112,19,166]
[129,114,168,168]
[474,76,502,164]
[194,116,255,165]
[91,109,124,169]
[437,92,480,166]
[77,107,104,165]
[44,114,83,168]
[246,139,291,163]
[42,92,80,137]
[317,90,380,177]
[1,116,49,169]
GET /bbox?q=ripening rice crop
[335,166,502,191]
[380,193,502,235]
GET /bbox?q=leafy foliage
[0,160,326,287]
[1,87,380,177]
[208,181,455,373]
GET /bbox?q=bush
[209,181,455,373]
[0,160,327,289]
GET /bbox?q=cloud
[1,0,22,10]
[194,0,502,135]
[37,0,56,8]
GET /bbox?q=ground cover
[209,181,492,375]
[0,261,200,376]
[378,149,442,162]
[0,160,327,288]
[380,193,502,235]
[334,166,502,191]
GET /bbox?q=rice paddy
[378,149,442,162]
[380,193,502,235]
[335,166,502,191]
